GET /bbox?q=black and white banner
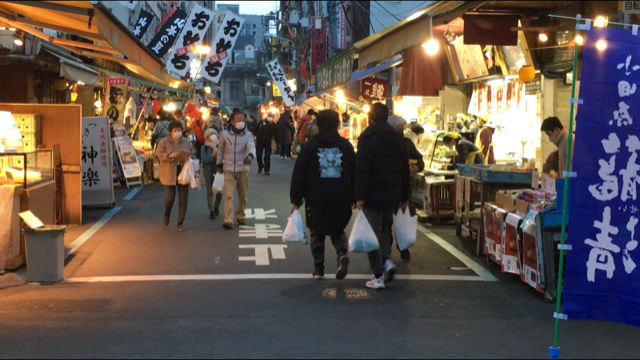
[198,11,244,84]
[267,60,296,106]
[133,9,154,39]
[146,8,188,58]
[166,4,216,77]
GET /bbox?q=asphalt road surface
[0,158,639,359]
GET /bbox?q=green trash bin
[23,225,66,283]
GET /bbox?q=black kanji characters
[191,11,211,30]
[224,19,241,37]
[215,38,233,54]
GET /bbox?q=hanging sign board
[315,47,355,92]
[359,77,388,103]
[166,4,216,77]
[267,60,296,107]
[133,9,154,39]
[311,17,327,76]
[199,11,245,84]
[114,136,142,179]
[81,117,115,207]
[565,27,640,327]
[622,1,640,14]
[273,79,296,97]
[147,8,188,58]
[103,76,129,124]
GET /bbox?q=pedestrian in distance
[355,103,411,289]
[290,109,356,280]
[217,111,257,230]
[204,107,223,134]
[297,109,317,149]
[156,121,195,232]
[278,109,295,159]
[201,128,222,220]
[256,114,278,176]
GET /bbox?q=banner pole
[549,14,582,360]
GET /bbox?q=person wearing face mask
[201,128,222,219]
[541,116,574,178]
[256,114,278,175]
[156,121,195,232]
[217,112,257,230]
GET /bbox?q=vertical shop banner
[565,27,640,327]
[199,11,244,84]
[339,6,346,49]
[103,76,129,124]
[114,137,142,179]
[359,77,388,103]
[147,8,188,58]
[133,10,154,39]
[311,17,327,75]
[81,117,114,206]
[166,4,216,77]
[267,60,296,106]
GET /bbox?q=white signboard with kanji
[267,60,296,107]
[81,117,114,207]
[166,4,216,77]
[198,11,245,84]
[622,1,640,14]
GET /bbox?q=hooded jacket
[297,114,313,142]
[278,112,295,146]
[217,125,256,173]
[356,121,410,211]
[290,130,356,234]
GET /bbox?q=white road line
[62,273,484,283]
[123,186,143,201]
[418,226,500,282]
[65,207,122,258]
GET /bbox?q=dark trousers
[256,143,272,172]
[310,230,348,270]
[280,145,291,158]
[364,208,394,277]
[164,184,189,224]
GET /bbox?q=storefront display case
[0,150,54,188]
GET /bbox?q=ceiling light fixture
[538,33,549,43]
[13,30,23,46]
[421,13,439,56]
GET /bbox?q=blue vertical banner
[566,27,640,327]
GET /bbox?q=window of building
[253,24,256,28]
[246,23,251,29]
[229,81,240,101]
[253,31,256,35]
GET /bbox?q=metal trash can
[23,225,66,283]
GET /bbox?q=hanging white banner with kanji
[166,4,216,77]
[267,60,296,107]
[198,11,245,84]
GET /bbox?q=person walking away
[201,128,222,219]
[278,109,295,159]
[217,112,256,230]
[443,133,484,165]
[290,110,356,280]
[156,121,194,232]
[151,112,172,149]
[475,122,496,165]
[388,115,425,261]
[305,116,319,141]
[297,110,317,149]
[192,115,206,161]
[356,103,410,289]
[541,116,574,178]
[204,107,224,134]
[256,114,278,175]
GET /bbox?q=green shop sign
[315,48,355,92]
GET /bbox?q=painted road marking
[244,208,278,220]
[418,226,500,282]
[123,186,143,201]
[63,274,484,283]
[238,244,288,265]
[239,224,283,239]
[65,207,122,259]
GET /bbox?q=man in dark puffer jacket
[355,103,410,290]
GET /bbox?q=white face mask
[171,131,182,141]
[208,135,218,144]
[235,121,246,130]
[548,132,560,144]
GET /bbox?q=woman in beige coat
[156,121,194,232]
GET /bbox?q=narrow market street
[0,158,638,359]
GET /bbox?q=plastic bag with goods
[282,209,308,244]
[178,159,201,190]
[393,208,418,251]
[348,211,379,253]
[212,173,224,194]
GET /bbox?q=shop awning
[354,1,485,71]
[0,1,191,90]
[48,51,100,86]
[312,55,403,96]
[219,105,232,115]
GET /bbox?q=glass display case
[0,150,54,188]
[416,131,457,171]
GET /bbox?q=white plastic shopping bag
[282,209,308,244]
[348,211,379,253]
[393,208,417,251]
[177,160,194,186]
[212,173,224,194]
[190,159,201,190]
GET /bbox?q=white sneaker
[366,276,385,289]
[384,260,397,283]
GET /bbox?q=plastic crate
[457,164,475,177]
[477,169,532,184]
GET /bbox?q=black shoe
[313,267,325,280]
[336,255,350,280]
[258,167,263,174]
[214,208,220,217]
[223,222,233,230]
[237,219,246,226]
[177,223,185,232]
[400,250,411,261]
[210,211,216,220]
[163,215,170,226]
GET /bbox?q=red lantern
[152,99,161,115]
[184,99,199,119]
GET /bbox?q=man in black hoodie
[256,114,278,175]
[356,103,410,290]
[290,110,356,280]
